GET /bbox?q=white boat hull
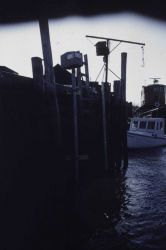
[128,131,166,149]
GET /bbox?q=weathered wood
[39,18,62,148]
[72,69,79,183]
[39,19,55,88]
[113,80,121,102]
[121,52,128,168]
[76,67,82,95]
[31,57,43,88]
[101,82,108,171]
[84,54,90,87]
[121,53,127,102]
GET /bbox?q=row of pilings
[0,53,129,250]
[45,82,128,250]
[31,52,129,249]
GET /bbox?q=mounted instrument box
[95,41,109,56]
[61,51,83,69]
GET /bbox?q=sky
[0,13,166,105]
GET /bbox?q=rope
[86,36,95,46]
[108,68,121,80]
[95,64,105,81]
[110,42,122,54]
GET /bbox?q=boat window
[131,121,138,129]
[156,122,159,130]
[147,121,155,130]
[139,121,147,129]
[160,122,163,129]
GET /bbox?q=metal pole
[105,40,109,84]
[101,82,108,171]
[72,69,79,183]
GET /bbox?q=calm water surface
[116,147,166,250]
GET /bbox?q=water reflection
[83,147,166,250]
[116,146,166,250]
[128,146,166,159]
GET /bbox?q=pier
[0,19,145,250]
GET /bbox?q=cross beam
[86,35,145,46]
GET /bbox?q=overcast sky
[0,13,166,105]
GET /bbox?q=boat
[127,117,166,149]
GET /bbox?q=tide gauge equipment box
[95,41,109,56]
[61,51,83,69]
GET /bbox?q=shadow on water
[80,170,129,250]
[128,146,166,159]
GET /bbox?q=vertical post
[114,80,121,102]
[105,40,109,84]
[77,67,82,89]
[121,52,128,168]
[31,57,44,89]
[102,40,109,171]
[121,53,127,101]
[39,19,64,250]
[113,80,122,168]
[39,19,55,88]
[101,82,108,171]
[84,54,90,87]
[39,18,62,147]
[72,69,79,183]
[76,67,83,108]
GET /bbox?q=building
[141,83,166,107]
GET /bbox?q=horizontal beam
[86,35,145,46]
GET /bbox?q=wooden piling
[84,54,90,87]
[114,80,121,102]
[121,53,127,101]
[39,18,62,148]
[39,19,55,88]
[72,69,79,184]
[112,80,122,168]
[101,82,108,171]
[31,57,44,89]
[121,52,128,168]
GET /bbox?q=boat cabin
[129,117,165,136]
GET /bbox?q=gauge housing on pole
[61,51,83,69]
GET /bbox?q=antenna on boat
[149,77,161,84]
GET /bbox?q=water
[116,147,166,250]
[85,147,166,250]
